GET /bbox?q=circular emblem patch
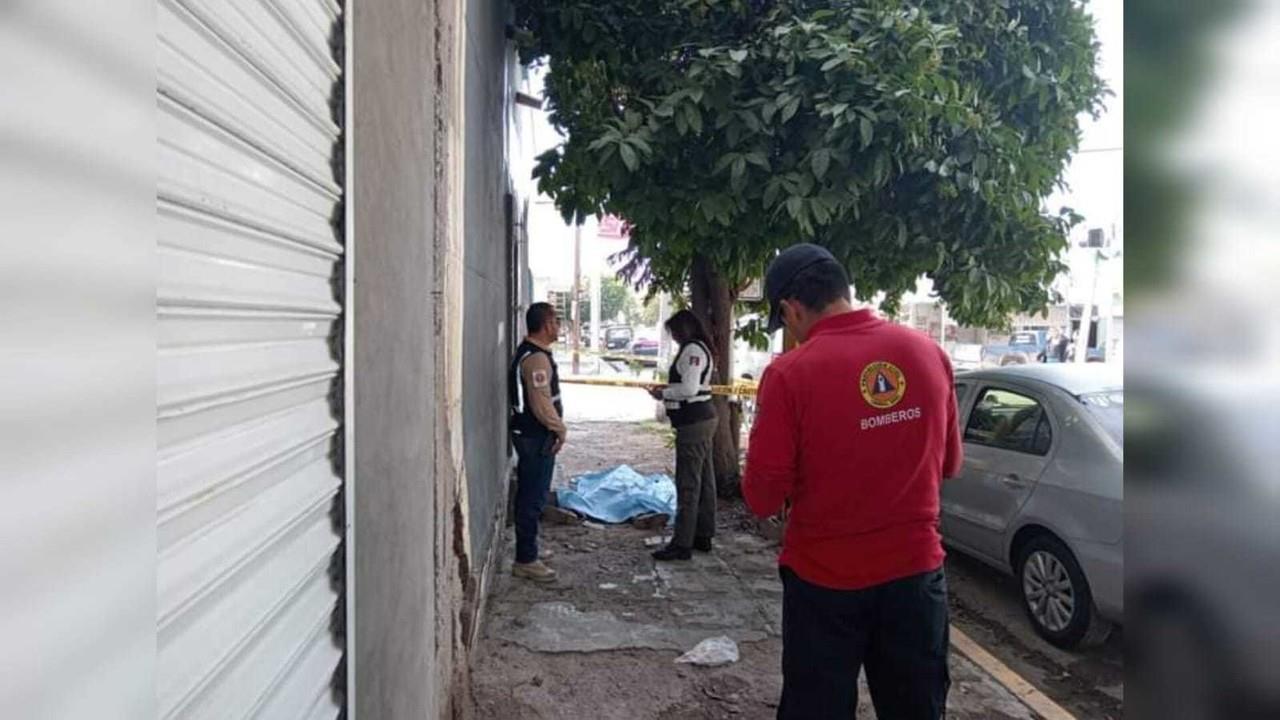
[859,361,907,409]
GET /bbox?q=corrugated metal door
[156,0,346,718]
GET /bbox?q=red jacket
[743,310,963,590]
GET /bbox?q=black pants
[778,566,950,720]
[672,417,717,548]
[512,433,556,564]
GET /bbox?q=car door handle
[999,473,1027,488]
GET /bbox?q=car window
[965,388,1052,455]
[1011,332,1038,345]
[954,382,971,425]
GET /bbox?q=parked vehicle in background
[981,330,1049,367]
[630,336,659,356]
[943,364,1122,649]
[604,325,634,351]
[950,343,983,371]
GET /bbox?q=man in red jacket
[744,244,963,720]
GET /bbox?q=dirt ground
[466,418,1075,719]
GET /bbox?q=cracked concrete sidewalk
[467,420,1050,719]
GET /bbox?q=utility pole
[938,303,948,346]
[656,292,669,365]
[590,256,602,356]
[571,222,582,374]
[1075,248,1101,364]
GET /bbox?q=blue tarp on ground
[556,465,677,525]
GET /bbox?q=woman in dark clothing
[648,310,719,561]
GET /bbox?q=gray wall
[461,0,514,567]
[351,1,442,717]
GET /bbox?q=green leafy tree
[583,274,640,325]
[517,0,1106,487]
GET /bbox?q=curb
[951,625,1078,720]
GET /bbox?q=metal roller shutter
[156,0,346,717]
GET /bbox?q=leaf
[730,49,748,63]
[811,149,831,180]
[820,56,843,72]
[700,199,717,222]
[619,142,640,170]
[1022,64,1036,81]
[762,101,778,124]
[973,154,988,176]
[731,156,747,185]
[629,136,653,156]
[654,103,675,118]
[859,117,874,148]
[714,154,737,175]
[810,198,831,224]
[785,195,803,220]
[763,180,782,208]
[687,105,704,134]
[873,153,889,185]
[745,151,770,170]
[781,97,801,124]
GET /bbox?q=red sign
[597,214,631,241]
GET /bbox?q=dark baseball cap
[764,243,842,333]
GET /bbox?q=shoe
[652,544,692,561]
[631,512,670,530]
[542,506,581,525]
[512,560,557,583]
[693,537,713,553]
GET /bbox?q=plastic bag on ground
[555,465,676,525]
[674,636,740,667]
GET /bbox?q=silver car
[943,364,1123,648]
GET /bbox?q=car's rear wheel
[1017,534,1112,648]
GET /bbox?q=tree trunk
[690,254,742,498]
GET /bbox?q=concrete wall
[351,0,451,717]
[348,0,514,715]
[460,0,514,586]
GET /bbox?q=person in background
[1042,328,1070,363]
[743,244,963,720]
[647,310,718,561]
[508,302,567,583]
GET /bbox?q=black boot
[693,537,713,553]
[652,544,692,561]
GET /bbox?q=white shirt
[663,341,713,405]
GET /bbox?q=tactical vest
[665,340,716,427]
[509,340,563,437]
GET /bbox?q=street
[469,384,1120,718]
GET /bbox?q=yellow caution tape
[560,375,758,398]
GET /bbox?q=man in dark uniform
[744,244,963,719]
[509,302,567,583]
